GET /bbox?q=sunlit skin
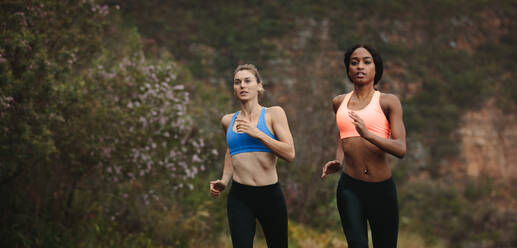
[210,70,295,197]
[321,47,406,182]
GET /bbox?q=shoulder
[332,94,346,104]
[266,106,287,119]
[332,94,346,113]
[379,92,401,106]
[379,92,403,115]
[220,113,235,129]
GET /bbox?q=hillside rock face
[459,100,517,180]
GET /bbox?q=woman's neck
[353,83,375,100]
[239,100,262,117]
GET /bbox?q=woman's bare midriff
[341,137,391,182]
[230,152,279,186]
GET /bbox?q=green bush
[1,1,220,246]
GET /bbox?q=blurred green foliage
[1,1,223,247]
[399,178,517,247]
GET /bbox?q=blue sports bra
[226,108,278,156]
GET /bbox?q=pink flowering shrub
[0,1,218,246]
[87,48,212,197]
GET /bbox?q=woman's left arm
[350,94,406,158]
[234,106,295,162]
[263,107,295,162]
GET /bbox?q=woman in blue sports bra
[209,64,295,248]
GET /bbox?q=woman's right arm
[334,133,344,163]
[220,147,233,186]
[322,95,345,179]
[210,114,233,198]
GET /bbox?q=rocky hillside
[459,100,517,180]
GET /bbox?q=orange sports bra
[336,90,391,139]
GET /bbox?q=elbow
[285,149,295,163]
[395,146,407,159]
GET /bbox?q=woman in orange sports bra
[321,44,406,248]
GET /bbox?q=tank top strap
[372,90,382,109]
[257,107,267,129]
[229,111,240,131]
[259,107,266,122]
[373,90,380,103]
[339,91,354,110]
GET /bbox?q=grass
[211,222,446,248]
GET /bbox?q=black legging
[336,172,399,248]
[227,181,288,248]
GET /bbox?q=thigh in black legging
[256,186,288,248]
[227,192,256,248]
[337,176,368,248]
[367,180,399,248]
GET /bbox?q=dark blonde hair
[234,64,265,95]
